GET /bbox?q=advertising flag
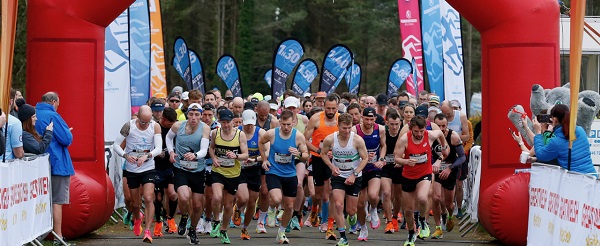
[328,68,348,94]
[387,58,412,96]
[272,38,305,98]
[172,36,192,90]
[189,49,206,93]
[319,44,353,93]
[128,0,151,110]
[441,0,466,114]
[346,63,361,94]
[149,0,167,96]
[216,55,242,97]
[104,10,132,142]
[292,59,319,95]
[397,0,425,95]
[421,0,444,100]
[264,69,272,88]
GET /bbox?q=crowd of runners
[112,87,475,246]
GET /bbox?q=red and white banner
[528,164,598,245]
[0,155,52,246]
[397,0,424,95]
[465,146,481,223]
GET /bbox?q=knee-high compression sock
[154,200,163,221]
[168,199,178,219]
[321,201,329,222]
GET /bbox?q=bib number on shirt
[409,153,428,164]
[275,153,293,164]
[385,154,395,164]
[180,160,198,170]
[219,157,235,167]
[368,151,378,163]
[334,159,353,170]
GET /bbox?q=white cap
[303,92,311,98]
[269,103,278,110]
[284,97,300,108]
[264,95,272,101]
[242,110,256,125]
[181,91,189,100]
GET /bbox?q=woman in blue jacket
[533,104,596,175]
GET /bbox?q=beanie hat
[18,104,36,122]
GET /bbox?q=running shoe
[309,211,319,227]
[253,209,259,220]
[256,221,267,234]
[326,229,337,240]
[290,216,301,231]
[197,218,205,234]
[276,231,290,244]
[336,237,349,246]
[188,228,199,244]
[400,219,407,230]
[142,230,152,243]
[456,210,464,219]
[133,217,143,236]
[203,220,212,234]
[167,218,177,234]
[153,221,163,237]
[178,214,189,235]
[384,221,394,234]
[348,223,358,234]
[441,215,447,231]
[210,222,221,238]
[229,220,237,228]
[319,222,328,233]
[446,216,455,232]
[277,209,284,221]
[392,217,399,232]
[220,231,231,244]
[404,233,417,246]
[418,221,430,239]
[123,212,132,228]
[267,209,277,228]
[241,228,251,240]
[233,209,242,226]
[304,216,313,227]
[358,227,369,241]
[285,221,292,233]
[369,208,380,229]
[431,227,443,239]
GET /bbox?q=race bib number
[438,163,451,171]
[333,158,353,170]
[132,152,147,159]
[219,157,235,167]
[275,153,293,164]
[385,154,395,164]
[409,153,428,164]
[180,160,198,170]
[242,160,260,168]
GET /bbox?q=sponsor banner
[264,69,272,88]
[189,49,206,93]
[420,0,444,100]
[589,120,600,165]
[328,67,348,94]
[387,58,412,97]
[397,0,424,95]
[528,164,598,245]
[128,0,151,109]
[465,146,481,223]
[319,44,353,93]
[272,38,304,98]
[105,145,125,209]
[172,36,192,90]
[148,0,167,97]
[292,59,319,95]
[0,155,52,246]
[104,10,131,142]
[441,0,467,114]
[216,55,242,98]
[346,63,361,94]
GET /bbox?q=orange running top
[310,112,338,157]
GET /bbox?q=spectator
[34,92,74,244]
[18,104,53,155]
[0,90,24,161]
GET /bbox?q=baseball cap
[187,103,202,112]
[219,109,234,121]
[202,103,215,111]
[390,92,399,98]
[252,92,264,101]
[284,97,300,108]
[269,103,279,111]
[242,110,257,125]
[264,95,272,101]
[303,92,312,98]
[244,102,255,110]
[398,100,409,108]
[429,106,442,114]
[154,92,167,99]
[181,91,189,100]
[376,94,388,105]
[172,86,183,95]
[250,97,259,105]
[429,96,440,105]
[316,91,327,98]
[363,107,376,117]
[451,100,461,109]
[415,105,428,117]
[150,102,165,111]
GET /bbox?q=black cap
[363,107,376,117]
[250,97,259,105]
[376,94,388,105]
[15,98,26,108]
[18,104,36,122]
[398,100,409,108]
[202,103,215,111]
[415,105,428,118]
[150,102,165,111]
[219,109,234,121]
[244,102,255,110]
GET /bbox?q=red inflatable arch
[446,0,559,244]
[26,0,134,239]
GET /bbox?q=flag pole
[568,0,586,171]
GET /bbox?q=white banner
[465,145,481,223]
[0,155,52,246]
[441,0,466,115]
[528,164,600,245]
[104,10,132,142]
[588,120,600,165]
[105,145,125,209]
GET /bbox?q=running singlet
[447,110,462,133]
[385,126,399,165]
[267,128,297,178]
[403,131,432,179]
[432,129,457,172]
[239,126,261,169]
[294,114,306,134]
[332,132,361,178]
[257,114,272,130]
[310,113,338,157]
[356,123,381,172]
[155,123,174,170]
[174,121,206,173]
[213,128,242,178]
[124,120,157,173]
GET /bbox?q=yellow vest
[213,128,242,178]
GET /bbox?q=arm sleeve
[195,138,210,159]
[166,130,176,153]
[53,116,73,146]
[36,130,53,153]
[451,144,466,169]
[112,135,126,157]
[150,134,162,157]
[533,133,559,162]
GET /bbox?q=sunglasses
[140,120,150,125]
[170,99,180,103]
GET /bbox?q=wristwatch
[378,157,385,162]
[353,171,359,176]
[317,149,321,154]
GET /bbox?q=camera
[536,114,551,123]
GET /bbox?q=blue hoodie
[34,103,74,176]
[534,125,596,175]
